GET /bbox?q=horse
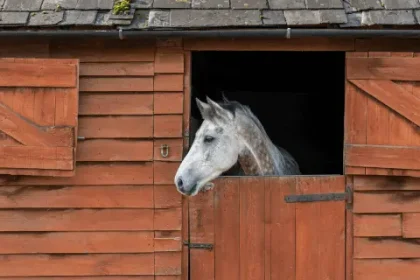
[174,96,301,196]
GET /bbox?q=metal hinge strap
[284,186,352,204]
[183,241,213,250]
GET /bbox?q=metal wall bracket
[284,186,352,204]
[183,241,213,250]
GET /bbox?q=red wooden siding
[345,52,420,176]
[352,175,420,280]
[189,176,346,280]
[0,39,183,278]
[0,58,79,177]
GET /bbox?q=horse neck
[236,116,278,176]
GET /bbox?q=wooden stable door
[345,52,420,175]
[188,176,347,280]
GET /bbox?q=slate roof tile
[192,0,230,9]
[122,9,148,28]
[131,0,153,8]
[382,0,420,9]
[42,0,78,10]
[320,9,347,23]
[3,0,43,11]
[362,9,417,25]
[94,11,113,25]
[148,10,170,27]
[29,10,64,25]
[340,12,361,27]
[284,10,320,25]
[231,0,266,10]
[345,0,383,11]
[284,9,347,25]
[268,0,305,9]
[75,0,113,10]
[60,10,98,25]
[153,0,191,9]
[262,10,286,25]
[98,0,114,9]
[0,0,420,29]
[170,9,261,27]
[0,11,28,24]
[306,0,343,9]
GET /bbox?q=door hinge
[284,186,353,204]
[183,241,213,250]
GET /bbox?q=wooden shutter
[188,176,346,280]
[345,52,420,176]
[0,58,79,177]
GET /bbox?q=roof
[0,0,420,30]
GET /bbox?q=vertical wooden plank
[11,88,23,114]
[181,194,189,280]
[296,176,346,280]
[266,177,296,280]
[181,50,191,280]
[411,81,420,147]
[183,51,192,155]
[14,88,35,121]
[55,89,78,126]
[1,88,14,109]
[346,177,354,280]
[296,177,320,280]
[264,178,271,280]
[410,52,420,146]
[345,81,368,144]
[239,177,265,280]
[388,52,414,146]
[345,52,368,174]
[189,189,214,280]
[366,52,390,145]
[34,88,56,126]
[214,178,240,280]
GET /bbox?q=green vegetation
[112,0,131,15]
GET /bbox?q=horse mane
[217,94,301,176]
[218,94,270,140]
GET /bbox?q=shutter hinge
[284,186,353,205]
[183,241,213,250]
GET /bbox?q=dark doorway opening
[190,51,345,175]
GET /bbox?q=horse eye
[204,135,215,143]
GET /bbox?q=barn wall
[0,38,185,279]
[352,175,420,280]
[0,36,419,280]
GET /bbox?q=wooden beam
[354,214,402,237]
[347,57,420,80]
[0,146,73,170]
[184,37,355,51]
[0,59,77,87]
[354,259,420,280]
[354,237,420,259]
[346,145,420,170]
[0,103,73,147]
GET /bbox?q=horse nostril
[177,178,183,188]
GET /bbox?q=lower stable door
[187,175,347,280]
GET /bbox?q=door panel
[345,52,420,176]
[188,175,346,280]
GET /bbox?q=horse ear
[206,96,233,121]
[196,98,212,119]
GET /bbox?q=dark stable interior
[190,51,345,175]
